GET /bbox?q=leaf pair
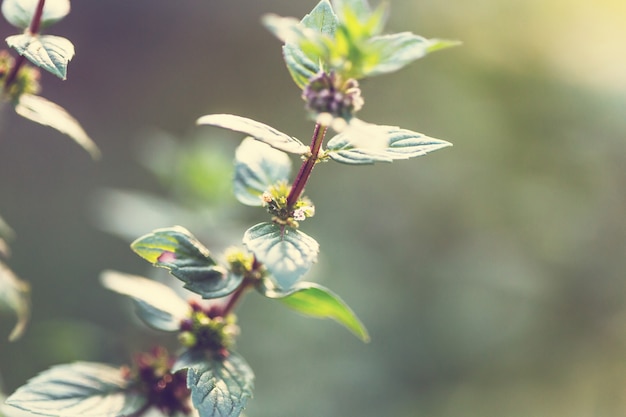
[4,354,255,417]
[126,226,368,342]
[3,0,73,79]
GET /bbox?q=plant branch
[286,122,327,209]
[3,0,46,90]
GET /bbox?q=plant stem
[29,0,47,34]
[3,0,46,90]
[222,279,251,316]
[286,123,327,209]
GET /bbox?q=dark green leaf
[0,261,30,341]
[243,222,319,290]
[5,362,146,417]
[131,226,242,299]
[2,0,70,30]
[6,34,74,79]
[173,350,254,417]
[197,114,308,155]
[233,137,292,206]
[100,270,190,332]
[15,94,100,159]
[364,33,461,77]
[326,121,452,165]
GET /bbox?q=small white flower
[261,191,273,204]
[292,208,306,221]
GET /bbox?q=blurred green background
[1,0,626,416]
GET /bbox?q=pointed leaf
[233,137,291,206]
[364,33,461,77]
[5,362,146,417]
[197,114,308,155]
[6,34,74,80]
[100,270,190,332]
[268,0,338,89]
[2,0,70,30]
[15,94,100,159]
[326,122,452,165]
[0,261,30,341]
[278,282,370,342]
[131,226,243,299]
[243,222,319,290]
[173,350,254,417]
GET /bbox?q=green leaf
[173,350,254,417]
[4,362,146,417]
[243,222,319,290]
[131,226,243,299]
[6,34,74,80]
[265,0,338,89]
[2,0,70,30]
[233,137,291,206]
[197,114,309,155]
[364,33,461,77]
[0,261,30,341]
[326,121,452,165]
[260,281,370,342]
[100,270,190,332]
[15,94,100,159]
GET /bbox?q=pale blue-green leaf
[332,0,371,20]
[233,137,291,206]
[100,270,190,332]
[197,114,308,155]
[259,280,369,342]
[364,33,461,77]
[326,122,452,165]
[5,362,146,417]
[243,222,319,290]
[261,14,308,45]
[2,0,70,30]
[173,350,254,417]
[6,34,74,79]
[272,0,337,89]
[282,43,321,89]
[302,0,338,35]
[15,94,100,159]
[0,261,30,341]
[131,226,242,299]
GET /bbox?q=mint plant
[3,1,457,417]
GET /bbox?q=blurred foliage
[0,0,625,416]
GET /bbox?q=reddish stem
[222,281,250,316]
[29,0,47,34]
[286,123,327,208]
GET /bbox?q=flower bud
[302,71,364,120]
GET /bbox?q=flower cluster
[302,71,363,120]
[178,301,240,357]
[124,347,192,417]
[261,182,315,228]
[0,50,41,102]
